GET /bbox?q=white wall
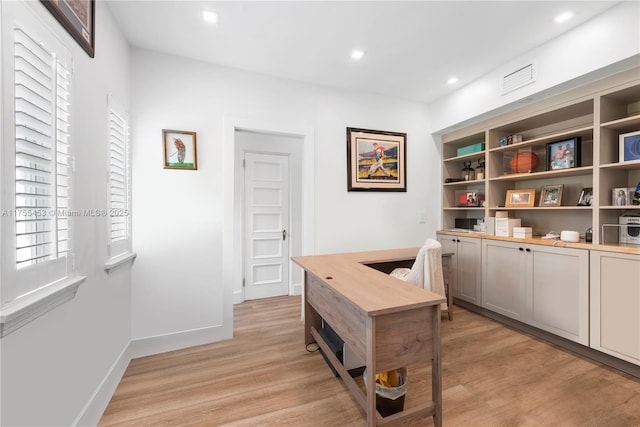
[0,1,131,426]
[130,48,438,348]
[429,1,640,134]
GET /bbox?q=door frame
[223,116,315,325]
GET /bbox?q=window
[2,3,76,306]
[107,96,131,259]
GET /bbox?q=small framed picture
[546,137,581,170]
[163,129,197,170]
[619,131,640,162]
[612,187,629,206]
[577,187,593,206]
[505,189,536,208]
[539,184,563,207]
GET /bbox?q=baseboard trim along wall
[129,324,231,359]
[74,324,232,425]
[73,344,131,427]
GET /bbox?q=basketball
[510,151,538,173]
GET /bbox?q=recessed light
[447,77,459,85]
[554,11,573,24]
[203,10,219,24]
[351,50,364,61]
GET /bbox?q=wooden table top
[292,248,446,317]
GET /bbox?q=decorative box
[513,226,533,239]
[457,142,485,157]
[495,218,521,237]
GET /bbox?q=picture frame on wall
[505,189,535,208]
[539,184,563,207]
[619,130,640,162]
[163,129,197,170]
[577,187,593,206]
[346,127,406,192]
[41,0,95,58]
[546,137,581,171]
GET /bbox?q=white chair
[390,239,452,320]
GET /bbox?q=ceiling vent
[502,63,535,95]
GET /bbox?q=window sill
[105,252,137,272]
[0,275,86,338]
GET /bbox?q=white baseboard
[292,282,302,296]
[129,324,232,359]
[233,289,243,305]
[71,325,232,425]
[73,343,131,427]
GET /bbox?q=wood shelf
[489,166,593,182]
[488,206,592,211]
[489,126,593,153]
[443,152,485,163]
[600,114,640,131]
[443,179,485,187]
[600,159,640,170]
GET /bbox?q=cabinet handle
[519,247,524,251]
[525,248,531,252]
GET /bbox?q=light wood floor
[100,296,640,426]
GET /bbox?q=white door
[244,152,290,300]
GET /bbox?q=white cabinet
[590,251,640,365]
[528,244,589,345]
[482,240,527,321]
[437,234,482,305]
[482,239,589,344]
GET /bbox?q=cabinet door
[457,237,482,305]
[590,251,640,365]
[482,240,526,321]
[527,245,589,345]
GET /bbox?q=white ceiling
[107,1,621,104]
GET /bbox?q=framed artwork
[577,187,593,206]
[505,189,535,208]
[539,184,563,207]
[346,127,406,192]
[546,137,581,171]
[612,187,629,206]
[41,0,95,58]
[619,131,640,162]
[163,129,197,170]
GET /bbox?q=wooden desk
[292,248,445,427]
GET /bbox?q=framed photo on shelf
[41,0,95,58]
[612,187,629,206]
[346,127,406,192]
[539,184,563,207]
[577,187,593,206]
[546,137,581,171]
[619,130,640,162]
[505,189,536,208]
[163,129,197,170]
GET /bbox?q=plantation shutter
[6,21,72,302]
[107,101,130,255]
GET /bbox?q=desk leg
[366,317,377,427]
[432,306,442,427]
[304,272,322,346]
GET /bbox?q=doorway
[243,152,290,300]
[234,129,304,303]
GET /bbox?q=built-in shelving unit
[440,67,640,244]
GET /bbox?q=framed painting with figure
[346,127,406,192]
[163,129,197,170]
[41,0,95,57]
